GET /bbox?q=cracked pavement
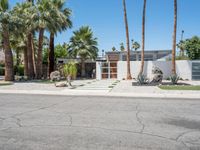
[0,94,200,150]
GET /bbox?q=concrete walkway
[0,80,200,99]
[111,80,200,99]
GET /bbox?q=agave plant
[137,74,149,85]
[170,74,180,84]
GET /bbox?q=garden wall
[117,61,172,80]
[96,60,200,80]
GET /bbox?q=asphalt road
[0,94,200,150]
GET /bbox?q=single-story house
[96,50,200,81]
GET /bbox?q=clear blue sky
[11,0,200,53]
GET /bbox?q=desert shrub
[63,62,77,79]
[14,65,24,76]
[170,74,180,84]
[137,74,149,85]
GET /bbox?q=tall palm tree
[0,0,14,81]
[139,0,147,75]
[26,0,36,78]
[172,0,177,75]
[48,0,72,76]
[12,2,36,79]
[69,26,98,77]
[10,34,26,67]
[122,0,132,80]
[35,0,55,79]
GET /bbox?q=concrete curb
[0,90,199,100]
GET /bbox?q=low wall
[96,62,102,80]
[96,60,200,80]
[176,61,192,80]
[117,61,172,80]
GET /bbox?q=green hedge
[0,64,24,76]
[14,65,24,76]
[0,66,5,76]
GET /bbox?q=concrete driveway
[0,94,200,150]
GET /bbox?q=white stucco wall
[176,61,192,80]
[117,61,171,80]
[96,62,102,80]
[96,60,200,81]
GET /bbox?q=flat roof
[106,50,172,54]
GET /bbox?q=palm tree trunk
[48,32,55,76]
[123,0,132,80]
[36,28,44,79]
[2,24,14,81]
[23,46,29,77]
[81,59,86,77]
[139,0,147,75]
[31,35,36,75]
[27,32,35,79]
[172,0,177,75]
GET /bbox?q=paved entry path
[73,80,116,91]
[0,94,200,150]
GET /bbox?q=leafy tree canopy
[184,36,200,60]
[43,43,69,64]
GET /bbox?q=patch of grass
[0,81,13,86]
[159,85,200,91]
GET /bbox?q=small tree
[184,36,200,60]
[63,62,77,86]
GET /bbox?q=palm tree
[112,47,116,52]
[0,0,14,81]
[172,0,177,75]
[131,40,140,51]
[48,0,72,76]
[12,2,36,79]
[69,26,98,77]
[35,0,55,79]
[122,0,132,80]
[139,0,147,75]
[26,0,36,78]
[177,40,186,57]
[120,43,125,51]
[10,34,26,67]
